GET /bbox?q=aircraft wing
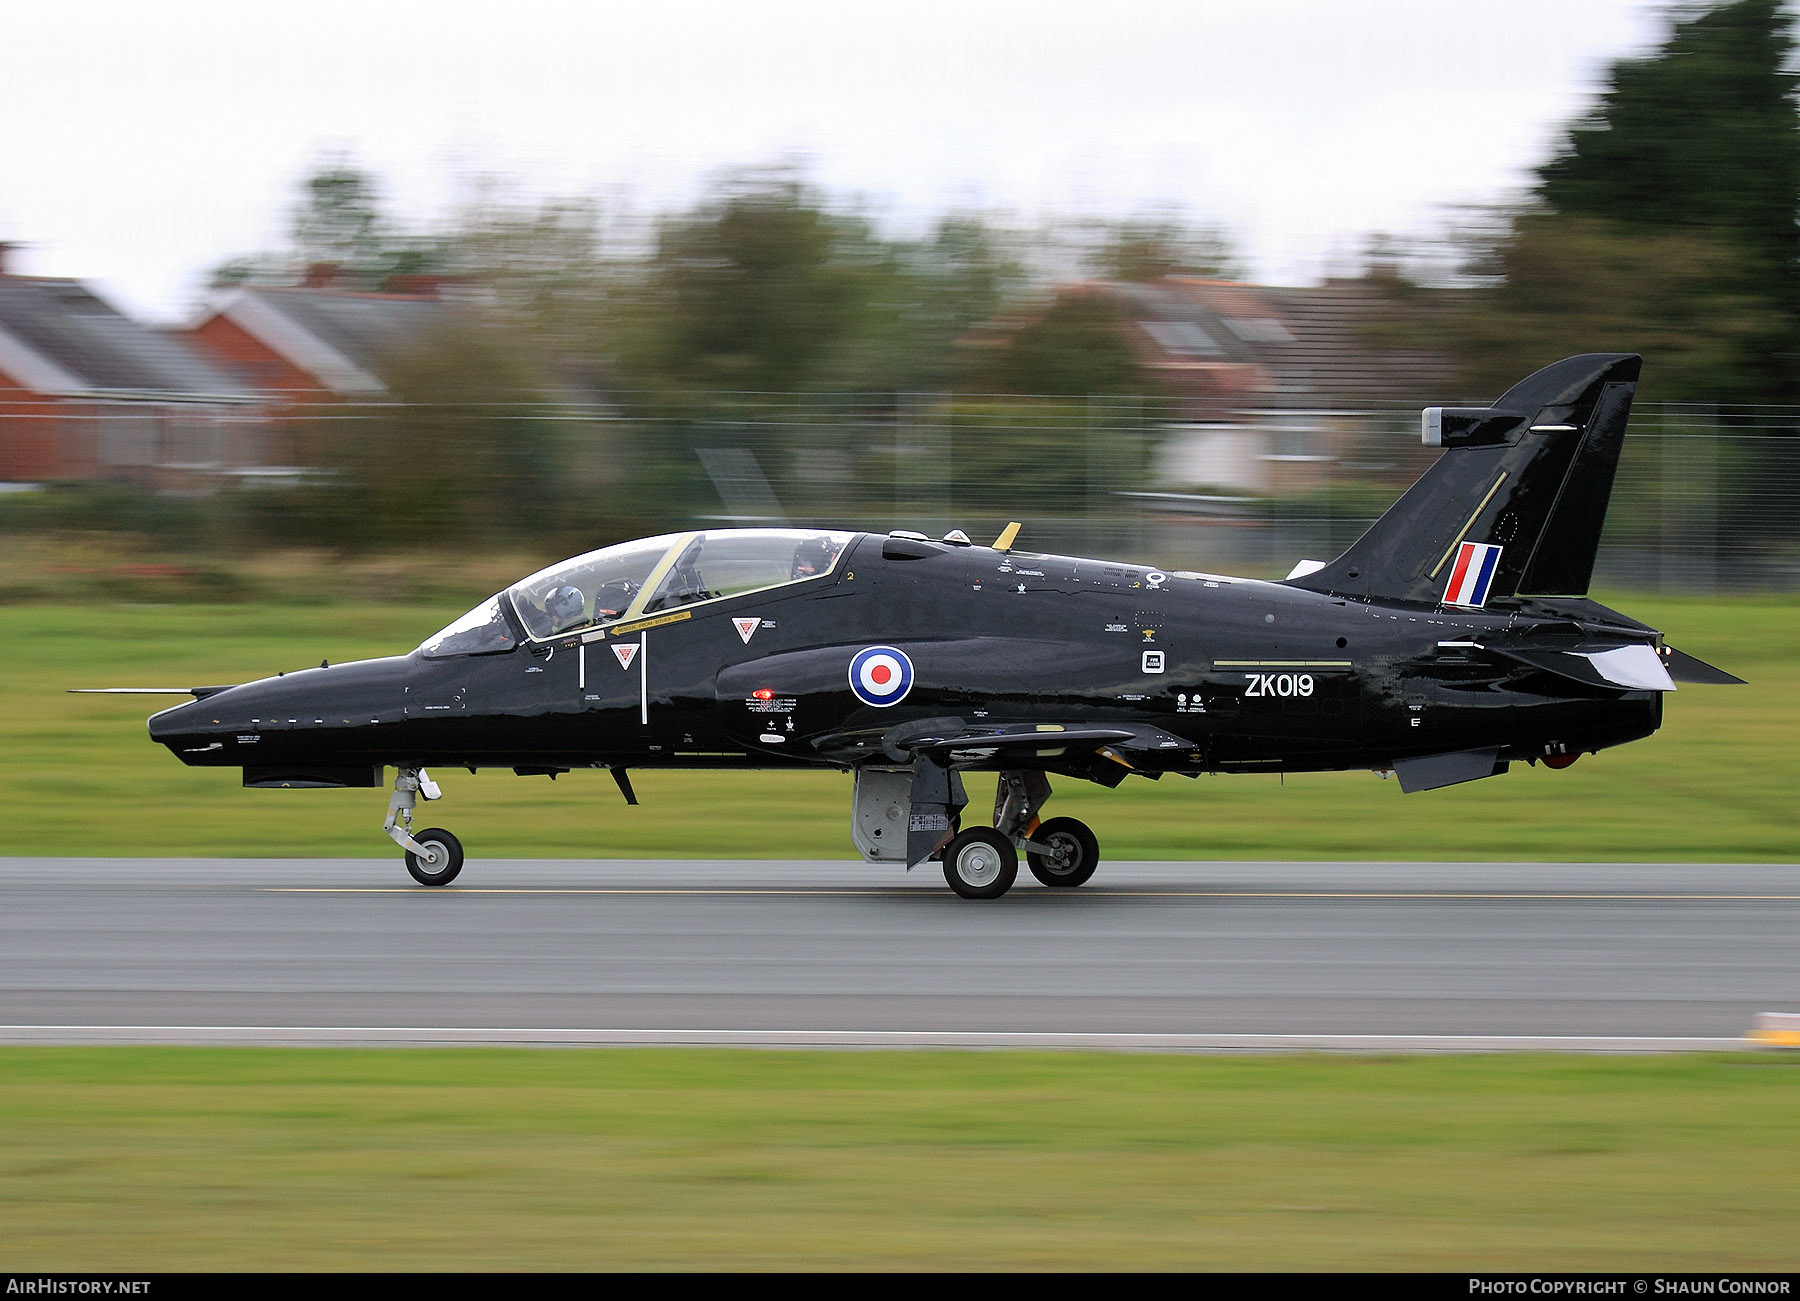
[902,725,1137,753]
[813,720,1196,781]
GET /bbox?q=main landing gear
[384,766,464,886]
[940,827,1017,900]
[938,772,1102,900]
[1024,817,1100,888]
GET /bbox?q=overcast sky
[0,0,1668,321]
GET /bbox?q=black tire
[941,827,1018,900]
[1026,816,1100,888]
[405,827,464,887]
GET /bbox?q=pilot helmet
[791,536,837,579]
[593,578,635,620]
[544,584,585,631]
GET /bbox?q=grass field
[0,1047,1795,1271]
[2,592,1794,860]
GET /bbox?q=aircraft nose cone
[147,656,416,766]
[147,691,245,766]
[147,694,211,744]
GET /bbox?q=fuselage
[148,531,1662,786]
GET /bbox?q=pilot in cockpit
[544,583,586,634]
[790,536,841,580]
[592,579,637,622]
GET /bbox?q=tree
[611,171,889,397]
[312,323,565,547]
[204,254,284,291]
[1520,0,1800,398]
[290,158,389,272]
[1082,213,1242,283]
[1456,213,1786,403]
[1538,0,1800,285]
[962,290,1150,397]
[203,154,451,295]
[811,211,1035,393]
[440,186,619,359]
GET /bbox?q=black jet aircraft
[124,353,1740,898]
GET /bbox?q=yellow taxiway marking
[268,887,1800,901]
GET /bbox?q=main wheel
[942,827,1018,900]
[405,827,464,887]
[1026,816,1100,888]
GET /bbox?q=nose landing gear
[404,827,464,887]
[384,767,464,886]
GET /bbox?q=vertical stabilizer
[1285,353,1641,605]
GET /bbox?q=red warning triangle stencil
[611,642,639,670]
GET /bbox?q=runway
[2,857,1796,1051]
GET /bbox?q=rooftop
[0,276,257,401]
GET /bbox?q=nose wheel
[384,767,463,886]
[404,827,464,887]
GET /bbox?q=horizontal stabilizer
[1584,644,1676,691]
[1393,747,1507,793]
[1662,646,1745,685]
[1455,639,1678,692]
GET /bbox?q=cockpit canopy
[419,528,854,657]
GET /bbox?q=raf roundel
[849,646,914,707]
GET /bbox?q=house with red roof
[0,245,263,487]
[184,274,460,405]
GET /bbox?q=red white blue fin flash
[1444,542,1502,608]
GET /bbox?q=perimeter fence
[2,395,1797,594]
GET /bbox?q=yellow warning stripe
[608,610,692,636]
